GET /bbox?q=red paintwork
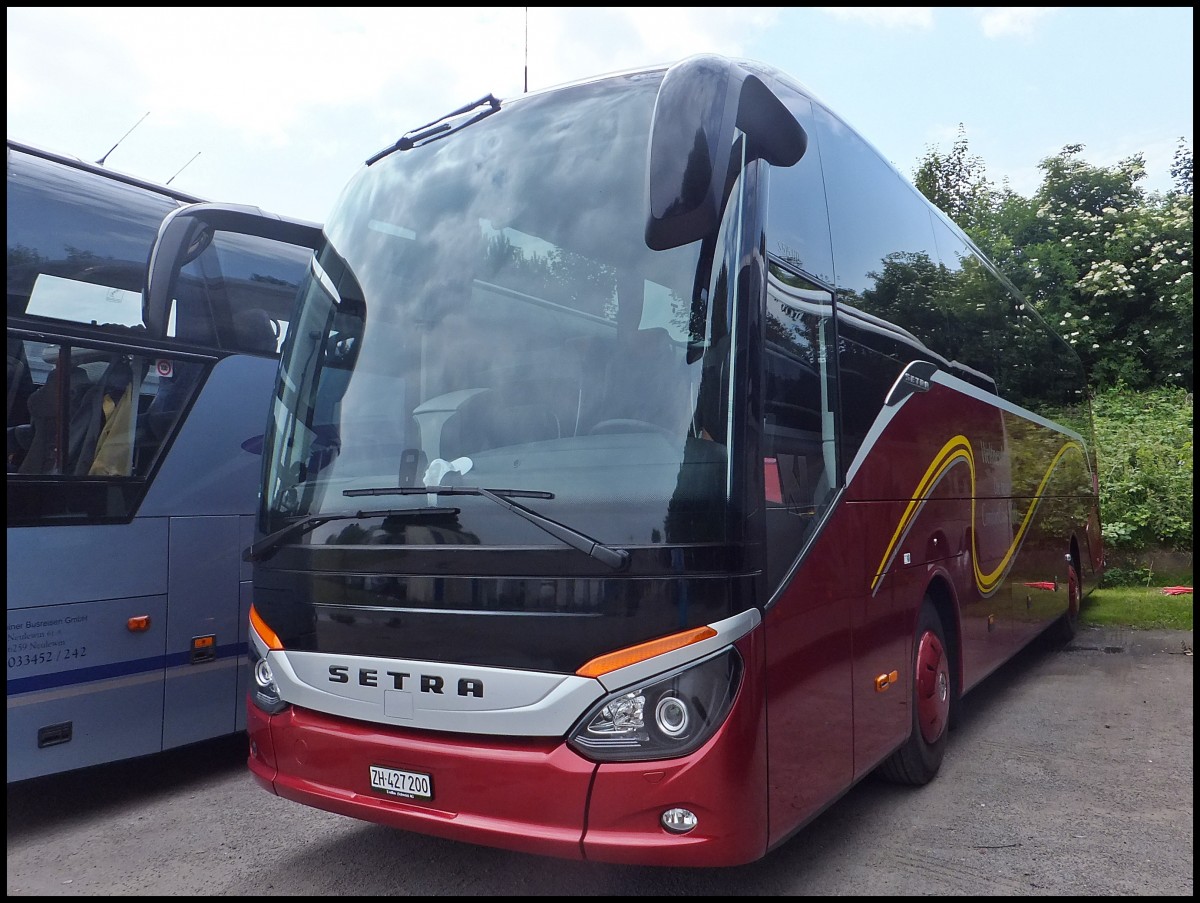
[582,631,769,866]
[246,632,771,867]
[763,378,1096,851]
[249,700,595,860]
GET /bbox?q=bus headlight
[567,648,742,762]
[247,641,288,715]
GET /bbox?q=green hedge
[1090,387,1193,554]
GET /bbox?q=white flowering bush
[921,139,1193,392]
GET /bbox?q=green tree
[1091,386,1193,551]
[912,124,996,237]
[1170,138,1193,195]
[1018,146,1192,391]
[915,135,1194,392]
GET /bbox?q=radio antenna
[165,151,201,186]
[96,111,150,166]
[524,8,529,93]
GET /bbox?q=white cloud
[9,8,779,147]
[10,8,531,142]
[7,7,1189,217]
[526,8,781,92]
[818,7,935,29]
[975,7,1059,39]
[6,7,786,220]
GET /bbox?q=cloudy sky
[7,7,1193,224]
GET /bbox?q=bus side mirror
[645,54,808,252]
[143,203,323,338]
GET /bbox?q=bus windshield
[264,73,735,549]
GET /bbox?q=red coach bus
[149,54,1103,866]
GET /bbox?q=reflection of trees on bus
[845,247,1091,425]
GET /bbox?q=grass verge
[1081,586,1194,630]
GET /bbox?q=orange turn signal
[576,626,718,678]
[249,604,284,650]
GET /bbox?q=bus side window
[762,264,837,591]
[6,339,202,480]
[82,351,206,478]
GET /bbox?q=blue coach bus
[6,139,320,782]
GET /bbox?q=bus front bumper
[246,693,768,867]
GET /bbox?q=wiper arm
[344,486,631,571]
[474,487,630,571]
[366,94,502,165]
[244,506,460,562]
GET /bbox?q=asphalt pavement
[6,625,1193,895]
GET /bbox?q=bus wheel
[1053,558,1081,643]
[879,599,951,786]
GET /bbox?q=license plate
[369,765,433,800]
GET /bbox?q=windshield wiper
[366,94,502,165]
[344,485,631,571]
[244,506,460,562]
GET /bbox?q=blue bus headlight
[247,641,289,715]
[567,648,742,762]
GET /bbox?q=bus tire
[1053,558,1081,644]
[879,599,951,786]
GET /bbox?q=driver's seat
[590,327,691,435]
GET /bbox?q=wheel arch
[1069,534,1083,584]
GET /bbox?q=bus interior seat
[771,444,833,513]
[488,346,587,440]
[67,355,134,475]
[438,389,561,461]
[7,344,33,427]
[15,361,93,474]
[145,360,205,442]
[588,327,691,435]
[488,403,560,449]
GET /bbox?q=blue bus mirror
[144,203,322,338]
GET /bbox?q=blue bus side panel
[6,519,168,607]
[6,594,168,783]
[162,515,245,749]
[138,354,277,518]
